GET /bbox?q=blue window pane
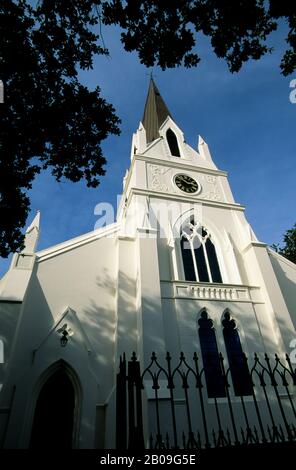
[194,245,210,282]
[205,238,222,283]
[198,312,226,398]
[181,238,196,281]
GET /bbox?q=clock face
[174,174,199,194]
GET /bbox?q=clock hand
[178,176,187,183]
[180,178,195,187]
[180,177,191,185]
[181,180,190,187]
[179,175,196,185]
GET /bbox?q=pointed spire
[142,79,172,143]
[25,210,40,235]
[24,211,40,253]
[198,135,213,162]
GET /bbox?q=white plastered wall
[1,235,118,448]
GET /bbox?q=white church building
[0,80,295,449]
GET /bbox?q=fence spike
[151,352,157,361]
[131,351,137,361]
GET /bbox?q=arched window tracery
[180,219,222,283]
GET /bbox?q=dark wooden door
[30,369,75,448]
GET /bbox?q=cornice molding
[135,154,228,176]
[128,188,245,212]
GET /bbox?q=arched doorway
[30,368,76,448]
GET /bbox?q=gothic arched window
[198,311,226,398]
[166,128,181,157]
[222,312,252,396]
[180,219,222,283]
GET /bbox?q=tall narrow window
[205,237,222,283]
[198,311,226,398]
[181,237,196,281]
[166,128,181,157]
[222,312,252,396]
[180,220,222,283]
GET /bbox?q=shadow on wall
[228,233,249,284]
[0,302,22,391]
[93,266,167,359]
[0,264,116,447]
[0,252,168,447]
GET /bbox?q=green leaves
[0,0,120,257]
[272,224,296,264]
[1,0,295,257]
[102,1,294,74]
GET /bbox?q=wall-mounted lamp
[57,324,73,348]
[60,330,68,347]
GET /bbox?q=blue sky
[1,24,295,276]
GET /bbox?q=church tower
[116,79,295,364]
[0,80,295,449]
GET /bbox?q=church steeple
[142,79,172,143]
[130,79,217,169]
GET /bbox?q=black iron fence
[116,351,296,450]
